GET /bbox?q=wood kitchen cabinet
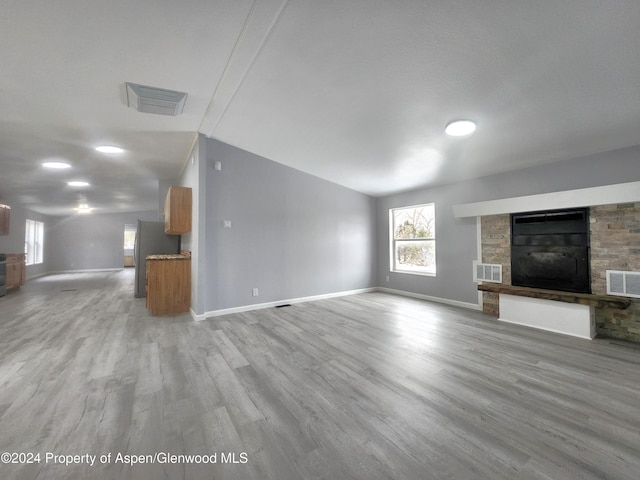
[0,204,10,236]
[6,253,26,290]
[146,255,191,316]
[164,186,192,234]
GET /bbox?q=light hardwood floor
[1,270,639,479]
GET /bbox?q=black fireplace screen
[511,208,591,293]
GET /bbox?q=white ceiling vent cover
[126,83,187,116]
[606,270,640,298]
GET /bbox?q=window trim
[389,203,436,277]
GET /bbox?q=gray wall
[177,135,206,315]
[47,210,157,272]
[376,183,480,305]
[376,145,640,305]
[203,138,377,312]
[454,145,640,201]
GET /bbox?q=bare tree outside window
[390,204,436,275]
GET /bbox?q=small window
[390,203,436,275]
[124,224,136,249]
[25,219,44,265]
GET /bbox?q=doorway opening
[124,224,136,267]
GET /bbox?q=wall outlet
[223,220,232,228]
[214,161,222,171]
[252,288,259,297]
[386,275,390,282]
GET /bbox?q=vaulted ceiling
[2,1,640,215]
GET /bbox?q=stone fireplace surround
[480,202,640,342]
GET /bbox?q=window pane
[390,203,436,275]
[394,240,435,274]
[25,219,44,265]
[124,230,136,249]
[393,204,434,239]
[36,221,44,263]
[25,220,33,265]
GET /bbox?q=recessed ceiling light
[95,145,124,154]
[42,161,71,169]
[67,181,90,187]
[445,120,476,137]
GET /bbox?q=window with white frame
[25,219,44,265]
[390,203,436,275]
[124,224,136,250]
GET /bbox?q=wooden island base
[146,254,191,316]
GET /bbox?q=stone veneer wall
[589,203,640,342]
[480,202,640,342]
[480,215,510,315]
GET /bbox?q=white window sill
[391,270,436,278]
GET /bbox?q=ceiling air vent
[126,82,187,116]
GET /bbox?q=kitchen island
[146,252,191,316]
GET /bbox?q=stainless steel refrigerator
[133,220,180,297]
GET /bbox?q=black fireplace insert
[511,208,590,293]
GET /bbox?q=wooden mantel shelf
[477,283,632,309]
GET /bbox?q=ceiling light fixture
[445,119,476,137]
[42,161,71,169]
[76,203,93,214]
[95,145,124,154]
[67,181,90,187]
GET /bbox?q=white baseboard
[25,272,49,282]
[197,287,377,321]
[45,268,123,275]
[377,287,482,311]
[194,286,481,321]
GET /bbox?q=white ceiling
[2,1,640,216]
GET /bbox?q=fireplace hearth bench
[477,284,631,340]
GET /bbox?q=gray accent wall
[377,145,640,306]
[453,145,640,202]
[177,135,207,316]
[47,210,158,272]
[202,138,377,313]
[376,183,480,305]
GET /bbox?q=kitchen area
[0,203,26,297]
[134,186,192,316]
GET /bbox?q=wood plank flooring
[1,269,640,479]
